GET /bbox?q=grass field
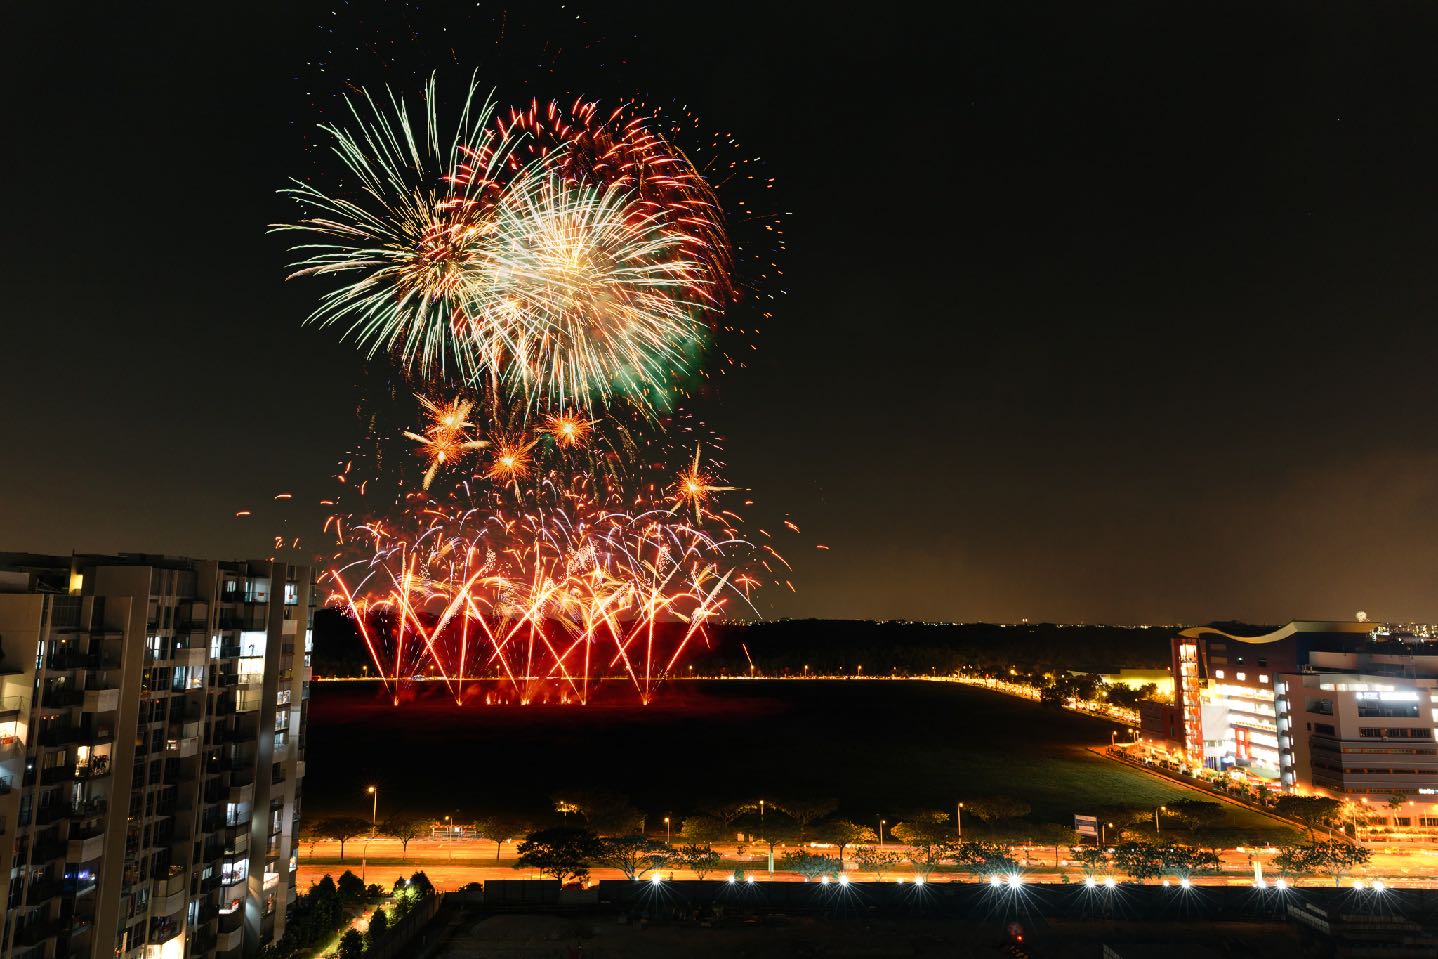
[305,678,1288,838]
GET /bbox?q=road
[296,835,1438,891]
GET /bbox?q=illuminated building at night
[0,554,313,959]
[1172,621,1438,826]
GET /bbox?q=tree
[741,809,799,871]
[383,814,433,859]
[366,907,389,948]
[1111,842,1164,879]
[701,800,757,827]
[680,815,732,848]
[551,789,644,836]
[1274,841,1372,886]
[892,811,952,878]
[1274,796,1343,839]
[1025,823,1078,868]
[948,841,1018,876]
[814,819,876,862]
[1165,799,1225,831]
[336,929,365,959]
[674,844,723,879]
[778,850,841,881]
[854,848,904,879]
[299,818,325,857]
[596,835,671,880]
[514,827,603,884]
[316,816,372,862]
[964,796,1032,825]
[1069,845,1109,877]
[475,815,534,861]
[336,870,365,901]
[773,798,839,838]
[1155,844,1219,880]
[892,811,952,853]
[407,870,435,897]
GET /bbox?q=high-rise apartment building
[0,553,313,959]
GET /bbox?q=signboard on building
[1074,814,1098,838]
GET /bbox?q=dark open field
[304,678,1277,834]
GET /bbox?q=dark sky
[5,2,1438,625]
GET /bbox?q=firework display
[279,80,734,416]
[279,77,786,704]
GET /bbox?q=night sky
[6,2,1438,625]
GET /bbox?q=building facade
[0,554,313,959]
[1171,620,1438,828]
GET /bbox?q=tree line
[298,789,1368,886]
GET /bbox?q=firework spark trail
[326,475,759,704]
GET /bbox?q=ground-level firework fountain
[275,77,789,705]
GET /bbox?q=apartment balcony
[147,915,182,945]
[19,838,66,866]
[41,687,84,709]
[175,646,208,669]
[37,724,113,748]
[224,830,250,857]
[228,782,255,806]
[72,797,108,818]
[67,831,106,863]
[82,688,120,712]
[14,918,62,947]
[39,764,78,786]
[20,878,64,905]
[217,908,244,935]
[216,924,245,953]
[75,757,113,781]
[192,929,218,955]
[151,870,188,917]
[46,651,120,672]
[165,735,200,759]
[36,801,72,825]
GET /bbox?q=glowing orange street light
[367,785,378,837]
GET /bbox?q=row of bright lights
[649,874,1391,893]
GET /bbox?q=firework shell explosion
[278,76,788,704]
[276,78,750,417]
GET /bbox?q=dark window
[1358,703,1420,719]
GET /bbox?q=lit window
[1215,670,1225,679]
[1236,672,1246,681]
[1259,674,1269,684]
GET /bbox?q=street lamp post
[664,817,671,845]
[367,785,378,838]
[957,803,964,841]
[1154,805,1167,833]
[879,819,886,849]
